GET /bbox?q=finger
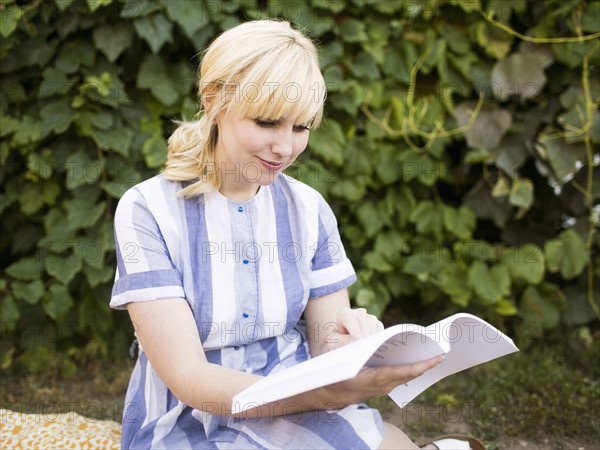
[408,355,445,377]
[340,308,365,339]
[365,314,384,335]
[352,308,371,338]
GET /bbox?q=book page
[388,313,518,407]
[365,327,449,367]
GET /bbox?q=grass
[370,340,600,447]
[1,340,599,449]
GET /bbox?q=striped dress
[110,174,384,449]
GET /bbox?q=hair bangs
[225,44,326,128]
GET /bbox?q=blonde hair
[163,19,327,197]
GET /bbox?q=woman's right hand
[320,355,445,409]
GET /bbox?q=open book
[232,313,518,413]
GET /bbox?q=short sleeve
[308,195,356,298]
[109,187,185,309]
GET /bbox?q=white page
[388,314,519,406]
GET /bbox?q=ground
[1,361,600,450]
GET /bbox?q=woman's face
[214,109,311,200]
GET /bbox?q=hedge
[1,0,598,376]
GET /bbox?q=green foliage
[369,343,600,442]
[1,0,598,376]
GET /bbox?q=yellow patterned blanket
[0,409,121,450]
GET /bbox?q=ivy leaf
[551,40,596,69]
[40,98,75,136]
[64,152,105,189]
[0,115,19,137]
[133,13,173,53]
[356,202,385,238]
[12,280,45,305]
[582,1,600,32]
[509,178,534,209]
[0,5,22,37]
[394,186,417,227]
[397,150,422,183]
[92,127,134,157]
[495,299,518,316]
[101,181,135,199]
[468,260,510,305]
[491,52,547,101]
[473,22,512,59]
[329,178,366,201]
[383,40,418,84]
[68,198,106,231]
[465,180,512,228]
[83,265,115,287]
[374,231,408,264]
[349,52,379,80]
[137,54,180,106]
[334,81,361,114]
[403,249,448,280]
[5,257,44,280]
[375,144,403,184]
[86,0,112,12]
[308,120,345,166]
[492,176,510,198]
[453,102,512,150]
[520,284,564,330]
[1,295,19,327]
[92,23,133,62]
[12,116,42,145]
[544,229,588,279]
[355,288,376,307]
[19,184,46,215]
[337,18,367,42]
[91,110,115,130]
[45,253,82,284]
[28,150,55,180]
[535,132,586,184]
[364,251,394,273]
[161,0,207,37]
[500,245,545,285]
[443,205,476,240]
[55,40,96,74]
[563,285,597,326]
[42,284,74,321]
[438,262,472,307]
[409,201,443,237]
[142,134,168,168]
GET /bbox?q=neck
[218,183,260,202]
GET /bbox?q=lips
[257,157,285,170]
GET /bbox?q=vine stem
[360,43,485,155]
[581,45,600,321]
[481,10,600,43]
[483,4,599,322]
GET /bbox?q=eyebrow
[256,117,311,127]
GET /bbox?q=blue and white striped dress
[110,173,384,449]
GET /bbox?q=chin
[257,172,281,186]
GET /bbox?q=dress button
[242,259,249,264]
[242,312,249,318]
[238,206,244,212]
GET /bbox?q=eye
[254,119,277,128]
[293,125,311,132]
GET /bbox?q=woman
[110,19,482,450]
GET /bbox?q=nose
[272,127,294,158]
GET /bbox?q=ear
[201,81,220,111]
